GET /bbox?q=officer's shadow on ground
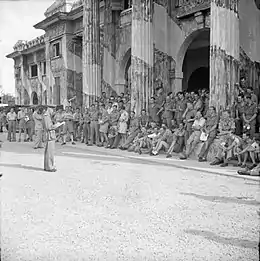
[184,229,258,250]
[181,192,260,206]
[0,163,44,172]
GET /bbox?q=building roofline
[34,12,69,30]
[6,51,20,59]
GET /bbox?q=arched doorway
[32,92,38,105]
[188,67,209,92]
[125,56,131,95]
[178,28,210,92]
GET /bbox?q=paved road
[0,139,259,261]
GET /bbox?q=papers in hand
[53,121,65,129]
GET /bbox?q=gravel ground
[0,142,259,261]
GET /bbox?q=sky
[0,0,54,95]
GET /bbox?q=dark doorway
[32,92,38,105]
[187,67,209,92]
[125,57,131,95]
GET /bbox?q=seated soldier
[210,110,236,165]
[151,125,172,156]
[236,133,260,168]
[198,106,218,162]
[238,163,260,176]
[127,127,148,153]
[136,125,162,154]
[180,111,206,160]
[217,133,245,167]
[119,111,140,150]
[166,122,186,158]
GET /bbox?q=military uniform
[242,102,257,138]
[235,101,244,136]
[82,112,91,144]
[148,103,160,124]
[162,101,174,128]
[89,108,100,145]
[175,99,187,125]
[198,113,219,161]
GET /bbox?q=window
[41,61,46,75]
[52,42,60,57]
[30,64,38,77]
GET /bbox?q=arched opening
[124,56,131,95]
[32,92,38,105]
[177,28,210,92]
[187,67,209,92]
[116,48,131,94]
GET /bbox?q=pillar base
[174,71,183,93]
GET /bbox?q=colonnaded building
[6,0,260,113]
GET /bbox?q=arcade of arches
[123,29,210,95]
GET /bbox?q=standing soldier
[54,107,64,142]
[175,92,187,126]
[242,95,257,139]
[17,107,26,142]
[161,95,175,128]
[82,107,91,144]
[6,107,17,142]
[26,107,34,142]
[182,101,196,146]
[89,104,100,146]
[33,107,44,149]
[73,108,81,141]
[61,106,75,145]
[0,110,6,133]
[148,97,160,125]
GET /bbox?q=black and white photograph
[0,0,259,260]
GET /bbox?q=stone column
[131,0,154,114]
[210,0,240,112]
[103,0,117,96]
[45,36,52,105]
[83,0,101,107]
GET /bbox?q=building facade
[6,0,260,112]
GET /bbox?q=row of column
[82,0,154,113]
[82,0,240,113]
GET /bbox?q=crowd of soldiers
[0,80,260,175]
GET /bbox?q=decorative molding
[13,35,45,52]
[177,0,210,18]
[213,0,238,12]
[46,23,66,39]
[132,0,153,23]
[153,47,175,91]
[154,0,168,8]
